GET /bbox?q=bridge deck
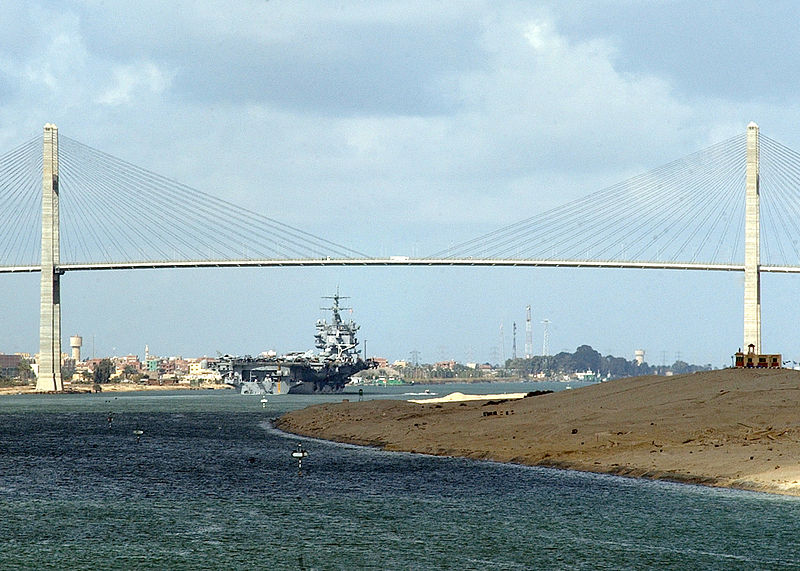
[0,258,785,274]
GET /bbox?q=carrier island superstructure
[214,292,373,394]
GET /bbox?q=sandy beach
[275,368,800,496]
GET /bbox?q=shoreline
[275,368,800,497]
[0,383,232,396]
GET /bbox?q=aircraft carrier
[214,292,373,394]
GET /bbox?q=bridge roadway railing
[7,259,800,277]
[0,258,770,274]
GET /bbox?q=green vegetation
[0,377,28,388]
[387,344,712,382]
[61,362,75,381]
[505,344,712,379]
[18,358,33,381]
[93,359,115,384]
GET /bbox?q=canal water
[1,383,799,569]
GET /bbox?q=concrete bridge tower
[37,123,62,392]
[744,122,761,354]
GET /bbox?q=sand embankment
[275,369,800,496]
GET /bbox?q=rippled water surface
[1,384,799,569]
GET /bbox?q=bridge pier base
[36,124,62,392]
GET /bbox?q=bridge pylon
[36,123,62,392]
[744,122,761,354]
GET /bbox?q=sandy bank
[275,368,800,496]
[407,391,530,404]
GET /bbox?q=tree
[122,364,139,380]
[61,362,76,381]
[17,359,33,382]
[573,345,602,372]
[93,359,115,384]
[602,355,635,377]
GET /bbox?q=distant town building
[187,358,220,381]
[83,358,107,373]
[169,357,190,376]
[113,354,142,372]
[0,354,24,377]
[146,357,159,373]
[734,346,782,369]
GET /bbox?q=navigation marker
[292,443,309,476]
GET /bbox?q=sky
[2,0,800,367]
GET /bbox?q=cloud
[453,16,695,172]
[246,11,700,230]
[14,11,89,96]
[3,1,800,363]
[105,9,708,241]
[0,3,790,237]
[96,62,172,106]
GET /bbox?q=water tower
[634,349,645,366]
[69,335,82,362]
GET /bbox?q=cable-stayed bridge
[0,122,794,390]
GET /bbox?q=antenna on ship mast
[321,289,351,324]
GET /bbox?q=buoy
[260,398,268,408]
[133,429,143,443]
[291,443,308,475]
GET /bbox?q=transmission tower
[525,305,533,358]
[512,322,517,360]
[409,350,421,367]
[541,319,551,357]
[499,323,505,364]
